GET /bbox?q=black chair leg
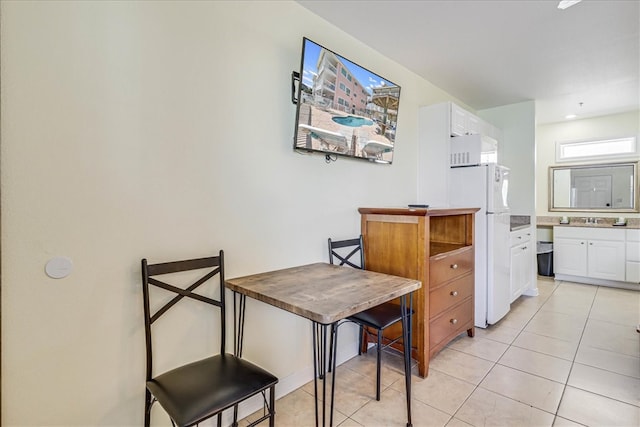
[144,389,152,427]
[358,325,364,355]
[232,404,239,427]
[269,385,276,427]
[376,329,382,401]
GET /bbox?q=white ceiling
[297,0,639,124]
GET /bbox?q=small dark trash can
[537,241,554,277]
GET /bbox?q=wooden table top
[226,263,422,324]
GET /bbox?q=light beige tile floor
[242,278,640,426]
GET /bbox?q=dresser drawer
[430,248,473,286]
[430,272,473,319]
[429,298,473,349]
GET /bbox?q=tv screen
[293,38,401,164]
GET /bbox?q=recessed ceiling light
[565,114,577,119]
[558,0,582,10]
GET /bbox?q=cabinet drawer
[554,226,625,241]
[510,227,532,246]
[430,273,473,319]
[430,298,473,348]
[626,261,640,283]
[627,241,640,262]
[430,248,473,286]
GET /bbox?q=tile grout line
[446,279,561,425]
[552,281,601,425]
[559,285,640,410]
[258,280,636,426]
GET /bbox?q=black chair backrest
[141,251,225,381]
[328,236,364,269]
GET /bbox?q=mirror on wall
[549,161,639,212]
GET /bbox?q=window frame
[555,137,638,163]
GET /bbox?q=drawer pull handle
[450,318,458,325]
[451,264,458,269]
[451,291,458,296]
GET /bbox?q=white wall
[478,102,538,295]
[536,110,640,218]
[0,1,460,425]
[478,101,536,217]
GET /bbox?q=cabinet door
[587,240,625,281]
[510,243,532,303]
[554,237,587,276]
[522,243,533,293]
[466,114,481,135]
[450,104,467,136]
[510,245,524,302]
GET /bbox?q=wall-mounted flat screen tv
[293,37,401,164]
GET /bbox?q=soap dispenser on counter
[614,217,627,226]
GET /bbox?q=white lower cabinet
[554,227,626,282]
[554,237,588,276]
[510,227,533,302]
[587,239,625,280]
[626,229,640,283]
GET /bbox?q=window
[346,88,350,96]
[341,68,347,77]
[347,74,352,82]
[556,137,637,162]
[339,82,346,92]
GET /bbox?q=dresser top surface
[359,207,480,216]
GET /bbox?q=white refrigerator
[449,164,511,327]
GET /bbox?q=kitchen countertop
[537,216,640,229]
[510,215,531,231]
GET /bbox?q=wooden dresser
[358,207,479,377]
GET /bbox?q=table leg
[329,323,338,427]
[312,323,320,426]
[312,322,339,427]
[401,293,413,427]
[232,292,247,357]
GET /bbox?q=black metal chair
[328,236,411,401]
[141,251,278,427]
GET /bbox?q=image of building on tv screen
[295,39,401,162]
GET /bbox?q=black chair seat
[147,353,278,427]
[349,303,409,330]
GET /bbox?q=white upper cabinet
[450,103,468,136]
[466,113,481,135]
[418,102,503,206]
[450,103,483,137]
